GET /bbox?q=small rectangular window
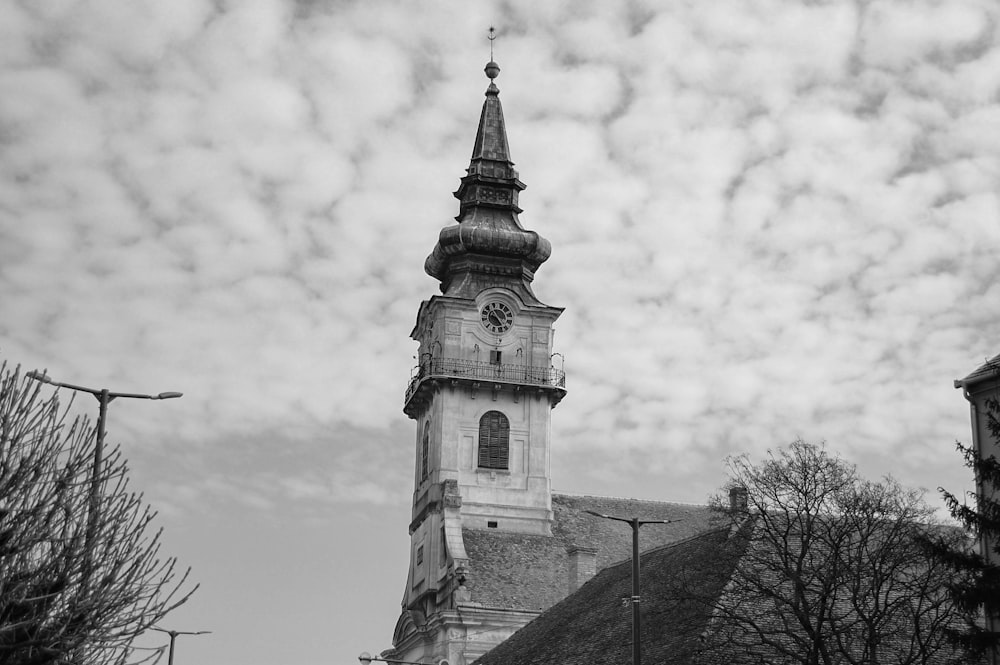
[487,521,498,528]
[490,350,502,364]
[416,545,424,565]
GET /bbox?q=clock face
[481,301,514,334]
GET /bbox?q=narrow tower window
[421,422,430,481]
[478,411,509,469]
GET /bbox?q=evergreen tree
[922,372,1000,661]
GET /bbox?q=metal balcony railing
[404,356,566,406]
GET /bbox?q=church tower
[390,58,566,664]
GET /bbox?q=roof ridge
[645,525,730,554]
[552,491,708,508]
[462,526,554,538]
[956,352,1000,387]
[600,526,730,570]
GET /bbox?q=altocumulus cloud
[1,0,999,513]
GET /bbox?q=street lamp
[358,652,446,665]
[585,510,680,665]
[151,628,210,665]
[25,370,182,585]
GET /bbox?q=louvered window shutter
[478,411,510,469]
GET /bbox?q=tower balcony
[404,356,566,418]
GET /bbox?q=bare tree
[699,441,967,665]
[0,363,196,665]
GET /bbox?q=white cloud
[862,0,990,71]
[3,3,1000,663]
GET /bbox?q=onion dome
[424,61,552,300]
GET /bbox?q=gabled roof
[468,509,975,665]
[955,352,1000,391]
[551,494,724,569]
[460,493,720,612]
[473,527,743,665]
[462,529,570,612]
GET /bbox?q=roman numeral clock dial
[481,301,513,334]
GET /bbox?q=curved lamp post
[359,653,442,665]
[585,510,680,665]
[26,370,182,584]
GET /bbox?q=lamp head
[358,652,373,665]
[156,392,183,400]
[26,371,51,384]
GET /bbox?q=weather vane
[488,25,496,60]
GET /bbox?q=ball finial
[485,26,499,80]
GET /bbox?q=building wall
[394,280,563,665]
[410,289,559,536]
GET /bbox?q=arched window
[421,422,430,481]
[478,411,509,470]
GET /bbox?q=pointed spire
[453,58,524,217]
[469,59,510,164]
[423,53,551,300]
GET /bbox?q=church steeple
[424,60,552,300]
[391,50,566,665]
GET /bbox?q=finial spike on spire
[485,27,500,83]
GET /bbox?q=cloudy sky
[2,0,999,664]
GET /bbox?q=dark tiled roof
[552,494,722,570]
[474,528,742,665]
[696,519,973,665]
[956,352,1000,389]
[462,530,569,611]
[462,493,720,611]
[470,511,974,665]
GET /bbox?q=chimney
[567,546,598,594]
[729,486,749,513]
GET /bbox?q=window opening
[478,411,509,469]
[421,422,430,481]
